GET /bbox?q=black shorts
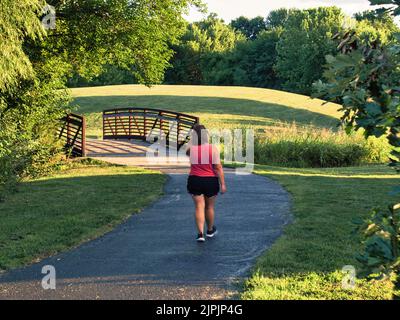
[187,176,220,198]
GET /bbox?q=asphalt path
[0,142,291,300]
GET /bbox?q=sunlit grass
[255,124,391,167]
[69,84,342,138]
[241,164,399,300]
[243,271,393,300]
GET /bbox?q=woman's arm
[186,147,190,157]
[185,140,192,157]
[212,145,226,194]
[213,163,227,194]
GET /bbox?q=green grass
[241,164,398,300]
[69,84,397,299]
[4,84,393,299]
[255,125,390,168]
[0,159,166,271]
[69,84,342,138]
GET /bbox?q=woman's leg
[192,195,205,234]
[205,196,216,231]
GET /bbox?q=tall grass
[254,124,390,168]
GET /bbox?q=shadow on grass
[71,95,339,129]
[0,171,165,273]
[253,166,400,277]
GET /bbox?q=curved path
[0,140,291,300]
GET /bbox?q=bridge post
[129,109,132,139]
[58,113,86,158]
[81,116,86,157]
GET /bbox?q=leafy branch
[313,0,400,298]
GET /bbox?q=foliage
[37,0,203,85]
[165,13,285,87]
[0,0,45,90]
[90,7,398,91]
[355,10,399,32]
[230,16,266,40]
[255,125,390,168]
[275,7,346,95]
[355,204,399,297]
[196,29,281,87]
[67,65,137,88]
[265,8,291,29]
[0,0,69,199]
[0,77,70,200]
[354,11,399,45]
[313,0,400,298]
[165,14,242,84]
[313,23,399,164]
[1,0,201,198]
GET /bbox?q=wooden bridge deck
[86,138,190,170]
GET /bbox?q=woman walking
[186,124,227,242]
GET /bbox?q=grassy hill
[70,84,342,138]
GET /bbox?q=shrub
[254,124,390,168]
[0,78,69,201]
[0,127,64,201]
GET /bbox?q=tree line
[166,7,398,95]
[72,7,399,96]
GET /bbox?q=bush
[254,125,390,168]
[0,78,69,201]
[0,127,64,201]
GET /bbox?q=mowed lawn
[69,84,342,138]
[242,165,398,300]
[0,160,166,271]
[2,85,396,299]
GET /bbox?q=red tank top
[189,144,220,177]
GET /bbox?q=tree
[1,0,203,197]
[275,7,345,94]
[34,0,204,85]
[204,29,282,88]
[354,10,399,45]
[0,0,45,90]
[266,8,290,29]
[67,65,137,88]
[165,14,242,84]
[355,9,398,28]
[230,16,266,40]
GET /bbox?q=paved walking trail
[0,139,291,300]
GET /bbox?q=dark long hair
[191,124,209,146]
